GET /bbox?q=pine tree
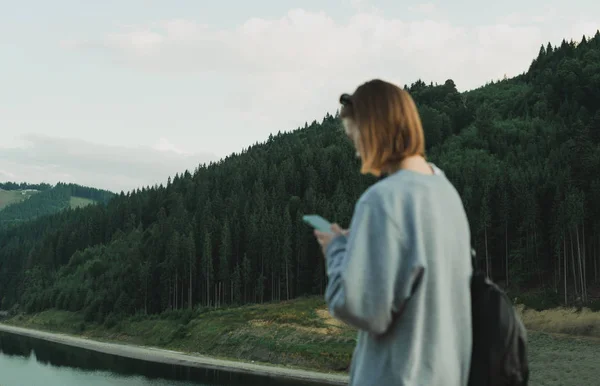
[202,229,213,307]
[218,219,231,307]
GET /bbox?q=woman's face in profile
[342,118,361,158]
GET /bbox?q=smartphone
[302,214,332,233]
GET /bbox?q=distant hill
[0,182,114,227]
[0,182,53,192]
[0,182,52,210]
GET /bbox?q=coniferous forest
[0,182,52,191]
[1,33,600,323]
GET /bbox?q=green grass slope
[69,196,97,209]
[0,183,113,227]
[0,189,39,210]
[4,297,599,386]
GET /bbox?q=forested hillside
[0,183,114,228]
[1,32,600,322]
[0,182,52,192]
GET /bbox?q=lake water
[0,332,329,386]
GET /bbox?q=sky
[0,0,598,193]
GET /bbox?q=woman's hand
[314,224,348,256]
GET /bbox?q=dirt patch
[316,309,345,328]
[249,316,343,335]
[250,320,271,328]
[248,319,340,335]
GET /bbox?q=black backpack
[468,249,529,386]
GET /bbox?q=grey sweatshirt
[325,163,472,386]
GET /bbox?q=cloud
[56,8,600,162]
[499,8,558,25]
[153,138,190,155]
[0,169,16,179]
[0,135,216,193]
[348,0,378,13]
[61,8,596,94]
[409,3,437,14]
[52,7,600,168]
[569,21,600,41]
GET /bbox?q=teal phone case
[302,215,332,233]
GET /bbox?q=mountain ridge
[1,32,600,319]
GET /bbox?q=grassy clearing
[5,297,600,385]
[69,196,96,209]
[517,305,600,337]
[527,332,598,386]
[6,297,355,372]
[0,189,37,210]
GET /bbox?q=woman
[314,79,472,386]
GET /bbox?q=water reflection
[0,332,322,386]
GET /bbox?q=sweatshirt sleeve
[324,199,405,335]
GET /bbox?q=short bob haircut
[339,79,425,176]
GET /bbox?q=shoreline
[0,323,348,385]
